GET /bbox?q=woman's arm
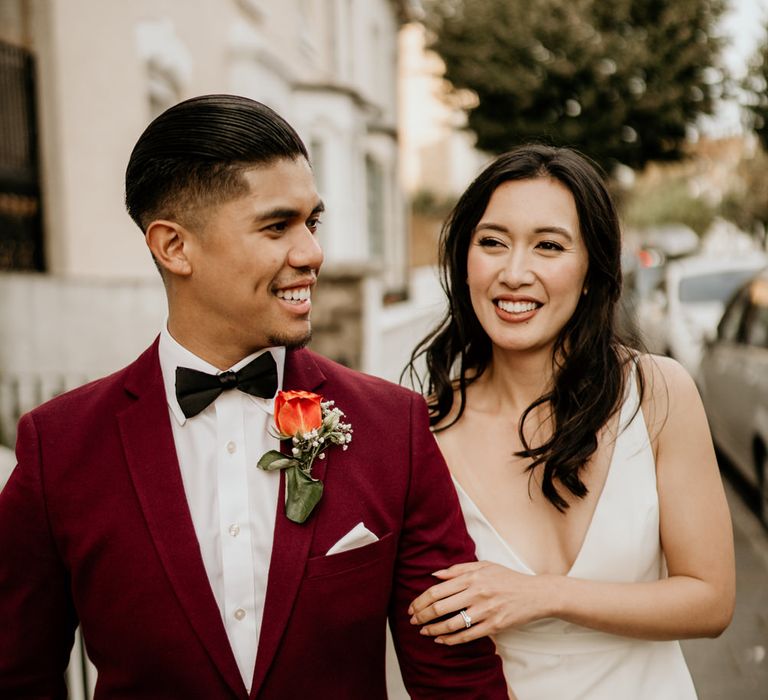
[409,355,735,644]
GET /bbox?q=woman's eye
[477,236,504,248]
[537,240,565,251]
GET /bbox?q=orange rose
[274,390,323,436]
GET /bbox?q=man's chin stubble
[267,329,312,350]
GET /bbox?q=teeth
[276,287,311,302]
[497,300,538,313]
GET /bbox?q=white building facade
[13,0,409,284]
[0,0,421,447]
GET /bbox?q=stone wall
[308,266,370,369]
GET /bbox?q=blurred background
[1,0,767,697]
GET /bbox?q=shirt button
[234,608,246,621]
[226,441,237,454]
[228,524,240,537]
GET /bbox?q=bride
[406,145,735,699]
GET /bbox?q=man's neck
[166,319,267,371]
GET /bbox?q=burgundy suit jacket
[0,340,506,699]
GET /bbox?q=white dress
[454,371,698,700]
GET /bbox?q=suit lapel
[118,340,246,698]
[250,349,327,697]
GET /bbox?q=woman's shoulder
[625,350,703,442]
[630,352,698,398]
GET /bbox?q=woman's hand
[408,561,555,645]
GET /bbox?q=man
[0,95,507,698]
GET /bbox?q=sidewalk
[682,477,768,698]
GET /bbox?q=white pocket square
[326,522,379,555]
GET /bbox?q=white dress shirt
[158,327,284,690]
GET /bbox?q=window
[0,40,43,271]
[309,137,325,197]
[679,268,763,304]
[365,155,384,259]
[135,20,190,119]
[745,304,768,349]
[744,278,768,349]
[717,287,750,343]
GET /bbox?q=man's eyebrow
[255,200,325,221]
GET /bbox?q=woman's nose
[500,250,535,287]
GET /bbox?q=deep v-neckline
[452,379,633,577]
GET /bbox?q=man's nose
[289,226,324,271]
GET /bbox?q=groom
[0,95,506,698]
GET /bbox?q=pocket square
[326,522,379,555]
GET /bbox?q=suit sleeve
[0,412,78,699]
[388,395,508,698]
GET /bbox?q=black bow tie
[175,352,278,419]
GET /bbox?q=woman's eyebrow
[474,222,575,242]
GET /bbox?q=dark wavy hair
[407,144,642,511]
[125,94,309,232]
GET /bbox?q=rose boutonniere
[257,390,353,523]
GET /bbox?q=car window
[745,305,768,348]
[678,268,764,303]
[744,278,768,349]
[718,287,750,342]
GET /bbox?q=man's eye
[307,217,322,233]
[267,221,288,233]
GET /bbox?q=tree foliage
[423,0,727,172]
[721,147,768,234]
[743,23,768,151]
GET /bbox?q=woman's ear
[145,219,193,277]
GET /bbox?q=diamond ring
[459,609,472,629]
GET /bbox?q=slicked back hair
[125,94,309,232]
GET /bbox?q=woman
[406,145,735,699]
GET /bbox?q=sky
[705,0,768,134]
[721,0,768,76]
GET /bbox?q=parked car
[636,253,768,375]
[698,268,768,524]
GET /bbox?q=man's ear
[145,220,193,277]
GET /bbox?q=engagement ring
[459,609,472,629]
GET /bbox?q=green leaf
[285,466,324,524]
[257,450,299,471]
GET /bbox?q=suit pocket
[304,531,395,579]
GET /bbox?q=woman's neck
[470,347,555,416]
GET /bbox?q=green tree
[721,147,768,235]
[743,23,768,150]
[424,0,726,172]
